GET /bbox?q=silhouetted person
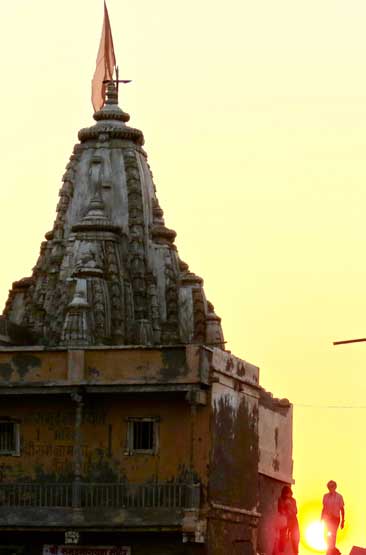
[321,480,345,555]
[277,486,300,555]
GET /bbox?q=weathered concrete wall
[257,392,293,555]
[0,345,205,386]
[0,345,293,555]
[0,351,67,383]
[206,348,261,555]
[210,348,259,387]
[207,514,255,555]
[84,346,201,384]
[258,391,293,483]
[0,394,209,485]
[209,382,259,510]
[257,474,288,555]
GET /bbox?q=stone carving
[74,243,103,276]
[91,278,111,340]
[3,83,224,349]
[105,239,126,342]
[192,288,207,344]
[124,279,135,343]
[162,249,179,343]
[124,147,153,343]
[151,198,177,247]
[206,301,225,348]
[61,279,91,346]
[147,274,161,344]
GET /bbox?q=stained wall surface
[0,395,209,486]
[257,392,293,555]
[206,349,261,555]
[0,345,293,555]
[258,393,293,483]
[0,346,204,385]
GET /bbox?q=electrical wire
[294,403,366,409]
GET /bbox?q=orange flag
[92,1,116,112]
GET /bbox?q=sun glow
[304,521,327,552]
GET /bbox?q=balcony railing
[0,481,200,510]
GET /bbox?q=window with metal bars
[127,418,158,454]
[0,421,19,455]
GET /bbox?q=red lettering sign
[43,546,131,555]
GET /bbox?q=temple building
[0,21,293,555]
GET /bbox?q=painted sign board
[43,547,131,555]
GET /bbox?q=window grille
[127,418,158,454]
[0,422,19,455]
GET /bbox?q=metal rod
[333,338,366,345]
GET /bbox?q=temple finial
[92,77,130,122]
[105,81,118,105]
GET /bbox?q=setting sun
[304,521,327,552]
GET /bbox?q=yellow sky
[1,0,366,552]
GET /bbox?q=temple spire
[2,6,225,349]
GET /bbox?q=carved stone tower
[3,83,224,349]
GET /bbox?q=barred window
[0,421,19,455]
[127,418,158,454]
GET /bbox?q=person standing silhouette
[321,480,345,555]
[277,486,300,555]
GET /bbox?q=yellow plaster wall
[0,347,202,385]
[0,394,210,486]
[84,348,199,384]
[0,397,74,480]
[0,351,67,383]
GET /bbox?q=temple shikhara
[0,5,293,555]
[3,79,224,351]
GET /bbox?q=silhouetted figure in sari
[277,486,300,555]
[321,480,345,555]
